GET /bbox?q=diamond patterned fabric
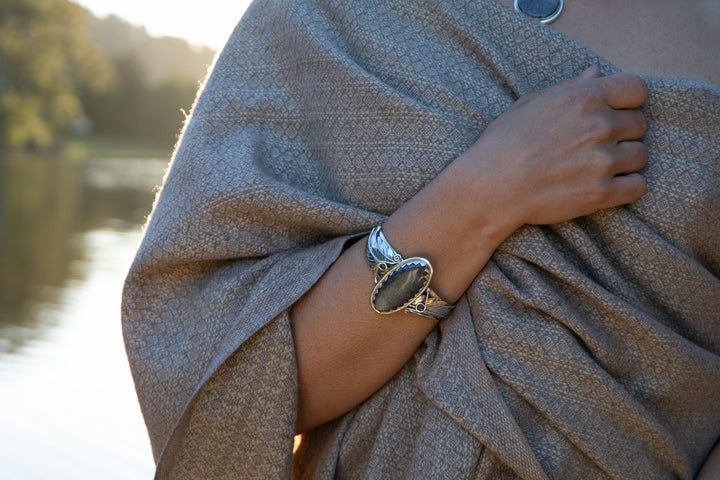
[121,0,720,478]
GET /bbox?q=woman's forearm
[290,157,511,434]
[290,67,649,433]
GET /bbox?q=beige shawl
[122,0,720,478]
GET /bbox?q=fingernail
[579,65,601,79]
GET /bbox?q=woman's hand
[452,65,648,240]
[292,66,649,433]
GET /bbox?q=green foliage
[80,55,200,146]
[0,0,216,150]
[0,0,115,148]
[88,14,215,86]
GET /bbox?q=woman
[122,0,720,477]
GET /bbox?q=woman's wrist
[380,154,522,303]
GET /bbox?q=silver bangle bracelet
[366,226,454,321]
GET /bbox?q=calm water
[0,152,168,479]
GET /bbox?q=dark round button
[515,0,563,22]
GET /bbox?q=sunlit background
[73,0,253,49]
[0,1,251,478]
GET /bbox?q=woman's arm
[290,66,649,433]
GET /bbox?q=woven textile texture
[121,0,720,478]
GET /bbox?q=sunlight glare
[73,0,254,49]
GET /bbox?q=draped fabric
[121,0,720,478]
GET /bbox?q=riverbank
[0,152,163,478]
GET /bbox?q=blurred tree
[80,55,200,146]
[81,14,214,147]
[0,1,216,150]
[88,14,215,86]
[0,0,115,148]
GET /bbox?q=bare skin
[291,0,720,475]
[499,1,720,476]
[291,67,648,433]
[499,0,720,86]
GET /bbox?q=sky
[72,0,254,49]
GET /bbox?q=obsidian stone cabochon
[371,258,432,314]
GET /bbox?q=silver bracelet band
[366,226,454,321]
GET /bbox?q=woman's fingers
[596,72,649,110]
[613,141,648,175]
[465,67,651,227]
[611,109,648,141]
[556,67,647,111]
[608,172,647,205]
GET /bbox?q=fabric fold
[122,0,720,478]
[415,298,549,480]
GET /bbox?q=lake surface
[0,152,168,478]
